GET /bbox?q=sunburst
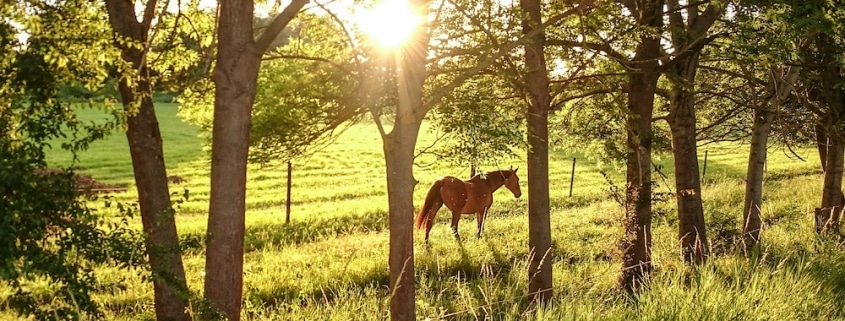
[355,0,421,48]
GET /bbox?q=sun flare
[356,0,421,48]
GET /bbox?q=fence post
[286,160,292,224]
[702,150,709,178]
[569,157,576,197]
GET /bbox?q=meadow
[19,104,845,320]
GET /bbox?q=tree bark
[812,32,845,235]
[383,1,430,318]
[205,2,260,317]
[204,0,307,319]
[104,2,191,320]
[742,66,800,247]
[383,121,421,321]
[618,0,662,292]
[667,53,709,264]
[816,124,831,172]
[743,107,774,243]
[817,132,844,234]
[385,43,423,321]
[663,0,725,265]
[519,0,553,304]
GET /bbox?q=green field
[20,104,845,320]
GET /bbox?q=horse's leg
[450,209,462,241]
[476,207,489,238]
[475,212,484,238]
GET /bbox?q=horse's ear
[514,166,519,173]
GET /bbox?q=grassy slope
[45,103,204,186]
[14,105,845,320]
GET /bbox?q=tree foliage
[429,75,523,172]
[180,12,370,163]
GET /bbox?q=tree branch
[141,0,160,31]
[423,0,596,111]
[550,88,616,111]
[255,0,310,54]
[546,38,627,63]
[262,54,353,75]
[698,64,767,86]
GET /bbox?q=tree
[763,0,845,234]
[203,0,308,319]
[662,0,725,264]
[103,1,192,319]
[545,0,665,290]
[806,29,845,234]
[519,0,554,304]
[370,2,431,318]
[742,64,802,245]
[617,0,663,291]
[728,3,806,245]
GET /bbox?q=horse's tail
[415,179,443,229]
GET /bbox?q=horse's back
[439,176,467,192]
[435,176,467,209]
[439,175,493,213]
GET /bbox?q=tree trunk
[519,0,553,304]
[743,66,800,247]
[619,0,662,292]
[816,124,831,172]
[199,0,307,318]
[663,0,725,264]
[384,1,429,316]
[204,0,261,319]
[383,122,421,321]
[817,133,845,234]
[104,2,191,320]
[667,54,709,264]
[743,108,774,244]
[813,32,845,235]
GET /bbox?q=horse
[414,166,522,243]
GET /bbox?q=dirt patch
[36,168,127,194]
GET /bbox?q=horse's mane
[476,169,512,184]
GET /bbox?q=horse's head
[505,166,522,198]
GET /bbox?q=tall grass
[7,104,845,320]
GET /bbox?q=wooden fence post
[569,157,576,197]
[286,160,292,224]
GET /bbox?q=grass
[7,103,845,320]
[45,103,204,186]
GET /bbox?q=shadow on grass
[244,265,391,313]
[179,209,388,254]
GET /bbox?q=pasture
[23,104,845,320]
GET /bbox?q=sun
[355,0,421,49]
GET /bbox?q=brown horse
[415,167,522,242]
